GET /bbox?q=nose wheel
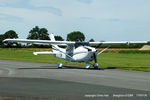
[85,63,99,69]
[93,63,99,69]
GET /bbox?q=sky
[0,0,150,41]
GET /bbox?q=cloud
[77,0,93,4]
[36,7,62,16]
[0,0,62,16]
[0,13,24,22]
[0,0,31,8]
[80,17,94,20]
[28,0,63,16]
[107,18,120,22]
[0,0,150,41]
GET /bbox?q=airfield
[0,60,150,100]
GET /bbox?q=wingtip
[3,39,12,42]
[3,39,7,42]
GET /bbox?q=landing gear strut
[57,60,71,69]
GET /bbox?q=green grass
[0,48,84,66]
[99,53,150,72]
[119,50,150,54]
[0,48,150,72]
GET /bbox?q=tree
[27,26,39,39]
[67,31,85,41]
[27,26,50,40]
[39,28,50,40]
[3,30,18,47]
[4,30,18,39]
[55,36,64,41]
[89,38,95,42]
[0,34,4,45]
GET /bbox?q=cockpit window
[75,42,90,48]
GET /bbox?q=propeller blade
[93,53,97,63]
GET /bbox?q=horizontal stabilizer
[33,51,55,55]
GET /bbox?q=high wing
[3,39,148,45]
[3,39,75,45]
[89,41,148,44]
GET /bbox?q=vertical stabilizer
[50,33,55,41]
[50,33,59,50]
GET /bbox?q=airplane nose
[92,48,97,52]
[92,49,98,55]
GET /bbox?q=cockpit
[75,42,90,48]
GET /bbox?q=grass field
[0,48,150,72]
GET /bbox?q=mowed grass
[99,53,150,72]
[0,48,83,65]
[0,48,150,72]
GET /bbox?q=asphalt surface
[0,60,150,100]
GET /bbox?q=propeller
[93,52,97,63]
[83,46,98,64]
[93,44,112,69]
[93,52,99,69]
[92,43,101,65]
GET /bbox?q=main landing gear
[85,64,90,69]
[57,62,99,69]
[93,63,99,69]
[57,63,63,68]
[85,63,99,69]
[57,61,71,68]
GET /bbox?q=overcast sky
[0,0,150,41]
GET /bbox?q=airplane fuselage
[53,46,97,62]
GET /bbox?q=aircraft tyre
[57,63,63,68]
[93,63,99,69]
[85,64,90,69]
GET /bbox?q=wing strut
[98,45,111,55]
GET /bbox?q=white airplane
[4,33,148,69]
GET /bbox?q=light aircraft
[3,33,148,69]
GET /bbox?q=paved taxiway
[0,60,150,100]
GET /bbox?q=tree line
[0,26,94,48]
[0,26,148,48]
